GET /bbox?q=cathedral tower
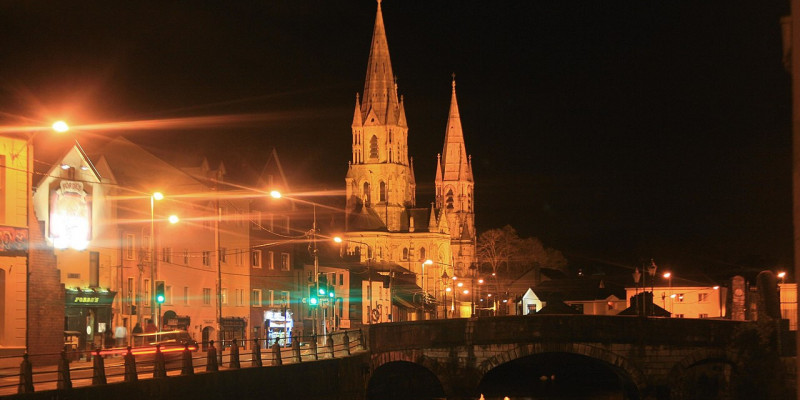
[345,0,415,232]
[435,78,476,270]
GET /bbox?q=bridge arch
[367,355,446,400]
[478,342,646,397]
[668,348,738,399]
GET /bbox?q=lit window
[203,288,211,305]
[126,234,135,260]
[221,288,228,305]
[369,135,378,159]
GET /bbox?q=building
[342,0,474,322]
[0,133,63,364]
[624,284,726,319]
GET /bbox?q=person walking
[114,325,128,347]
[132,322,143,346]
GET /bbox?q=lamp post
[441,270,449,319]
[422,259,432,318]
[150,192,162,329]
[663,272,672,312]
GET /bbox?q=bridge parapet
[370,315,747,353]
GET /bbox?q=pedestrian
[114,325,128,347]
[104,329,114,349]
[132,322,143,346]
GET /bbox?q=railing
[0,329,367,395]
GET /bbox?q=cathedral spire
[441,75,472,182]
[362,0,397,123]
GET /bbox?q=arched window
[419,247,426,261]
[379,181,386,202]
[402,248,408,260]
[363,182,371,206]
[370,135,379,159]
[446,189,454,209]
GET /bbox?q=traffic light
[308,285,318,306]
[155,281,165,304]
[317,274,328,298]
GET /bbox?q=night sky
[0,1,792,279]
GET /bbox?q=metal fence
[0,329,366,395]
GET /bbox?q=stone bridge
[366,315,788,399]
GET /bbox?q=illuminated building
[342,1,475,322]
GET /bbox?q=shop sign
[50,180,92,251]
[65,290,116,307]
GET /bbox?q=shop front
[264,309,293,346]
[220,317,247,348]
[64,288,117,353]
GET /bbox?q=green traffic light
[309,297,318,306]
[318,288,326,296]
[329,292,334,298]
[156,295,165,303]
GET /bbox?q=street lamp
[149,192,179,330]
[663,272,672,311]
[441,270,449,319]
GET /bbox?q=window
[203,251,211,266]
[379,181,386,202]
[165,285,172,305]
[698,293,709,302]
[183,249,189,265]
[89,251,99,287]
[236,289,244,306]
[221,288,228,305]
[699,313,709,319]
[126,234,135,260]
[252,289,262,306]
[446,189,454,209]
[677,293,685,302]
[419,247,426,261]
[252,250,262,268]
[220,248,227,263]
[280,291,290,308]
[363,182,370,206]
[369,135,378,158]
[203,288,211,305]
[144,279,150,306]
[183,287,189,305]
[674,314,685,318]
[339,273,344,286]
[280,253,290,270]
[268,290,274,307]
[237,249,244,266]
[267,251,275,269]
[402,248,408,260]
[161,247,172,263]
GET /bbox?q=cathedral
[343,0,476,314]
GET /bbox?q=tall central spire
[361,0,397,123]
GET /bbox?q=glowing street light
[168,215,179,224]
[422,259,433,312]
[52,120,69,133]
[269,190,281,199]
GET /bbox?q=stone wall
[26,218,63,365]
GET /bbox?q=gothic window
[363,182,371,206]
[419,247,426,261]
[379,181,386,202]
[389,148,393,163]
[446,189,454,209]
[370,135,378,159]
[402,248,408,260]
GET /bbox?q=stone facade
[343,1,475,318]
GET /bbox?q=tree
[476,225,567,276]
